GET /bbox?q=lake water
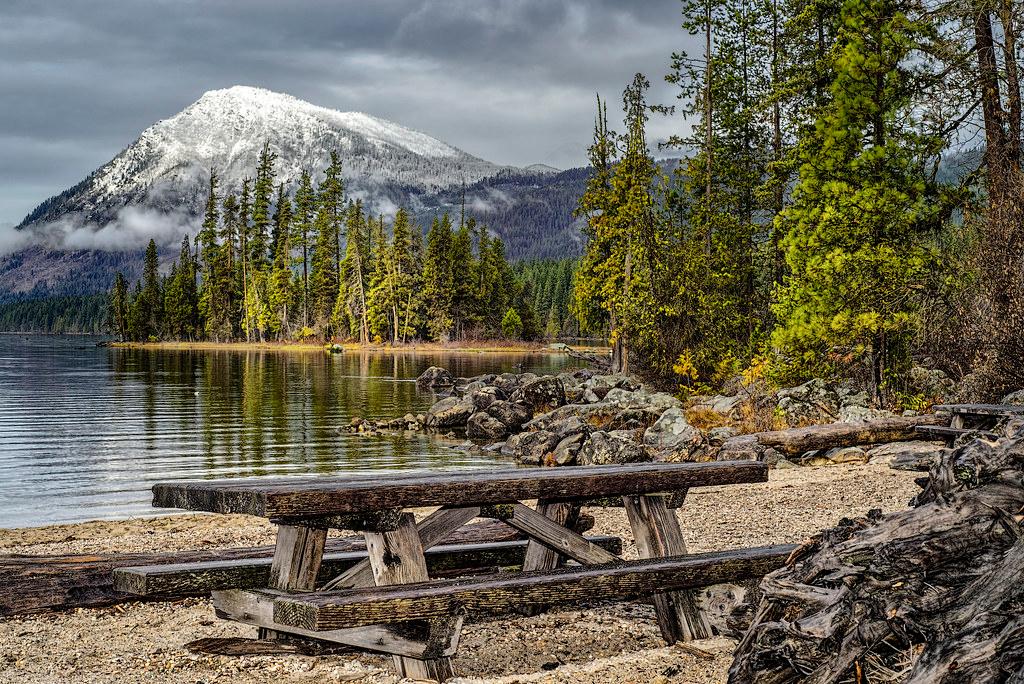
[0,335,578,528]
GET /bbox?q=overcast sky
[0,1,693,229]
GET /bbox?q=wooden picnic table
[116,462,792,682]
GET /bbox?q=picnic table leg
[622,493,710,644]
[364,512,457,682]
[258,523,328,641]
[518,500,580,616]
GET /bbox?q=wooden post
[364,513,457,682]
[519,501,579,616]
[622,494,710,643]
[258,523,327,640]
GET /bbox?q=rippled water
[0,335,576,528]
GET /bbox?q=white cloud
[24,207,199,253]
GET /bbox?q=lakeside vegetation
[568,0,1024,405]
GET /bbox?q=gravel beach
[0,463,919,684]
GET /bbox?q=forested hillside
[0,295,108,334]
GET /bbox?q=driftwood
[721,413,948,457]
[562,344,612,371]
[0,520,528,616]
[728,421,1024,683]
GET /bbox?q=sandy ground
[0,463,920,684]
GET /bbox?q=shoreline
[108,340,610,354]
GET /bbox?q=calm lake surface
[0,335,578,528]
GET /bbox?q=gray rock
[761,447,786,466]
[606,407,663,431]
[699,394,743,417]
[776,378,841,426]
[544,416,592,441]
[486,400,532,430]
[501,430,562,465]
[910,366,956,402]
[466,411,510,440]
[642,407,705,460]
[470,386,506,411]
[492,373,523,395]
[647,392,683,411]
[839,405,896,423]
[577,431,651,465]
[416,366,455,389]
[581,389,601,403]
[577,430,647,466]
[552,433,585,465]
[715,434,763,462]
[424,396,475,428]
[583,376,615,399]
[822,446,869,464]
[512,376,567,413]
[605,387,639,404]
[707,426,740,446]
[564,385,585,404]
[867,440,944,470]
[557,372,581,388]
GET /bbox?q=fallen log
[719,413,948,457]
[562,344,611,371]
[728,421,1024,683]
[0,519,544,617]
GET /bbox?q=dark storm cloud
[0,0,692,226]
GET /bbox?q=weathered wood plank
[623,494,710,643]
[212,588,461,659]
[5,520,525,616]
[915,425,998,440]
[503,503,619,566]
[363,512,457,681]
[322,506,481,590]
[260,523,326,640]
[153,462,768,518]
[113,536,623,597]
[521,501,577,573]
[273,544,798,631]
[721,414,948,457]
[935,403,1024,417]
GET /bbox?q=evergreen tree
[335,200,370,342]
[140,238,162,339]
[421,215,455,340]
[108,272,130,341]
[291,171,315,329]
[501,307,524,339]
[770,0,942,401]
[269,183,293,337]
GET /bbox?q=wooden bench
[116,462,785,682]
[925,404,1024,443]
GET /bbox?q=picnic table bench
[917,404,1023,443]
[114,462,793,682]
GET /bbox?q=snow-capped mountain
[1,86,590,304]
[17,86,506,236]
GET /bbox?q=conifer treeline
[573,0,1024,403]
[108,147,557,344]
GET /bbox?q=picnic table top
[936,403,1024,416]
[153,461,768,519]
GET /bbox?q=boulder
[486,400,532,430]
[776,378,841,426]
[707,426,740,446]
[646,392,683,411]
[642,408,705,460]
[583,376,615,399]
[838,405,897,423]
[551,433,586,465]
[564,385,585,404]
[466,411,510,440]
[909,366,956,402]
[525,402,623,432]
[501,430,562,465]
[577,431,651,465]
[424,397,475,428]
[581,389,601,403]
[492,373,524,395]
[470,386,506,411]
[605,387,640,404]
[544,416,592,441]
[821,446,869,464]
[696,394,743,417]
[416,366,455,389]
[607,407,663,431]
[867,440,945,471]
[512,376,567,413]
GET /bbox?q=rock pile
[348,367,709,466]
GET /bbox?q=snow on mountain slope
[16,86,506,240]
